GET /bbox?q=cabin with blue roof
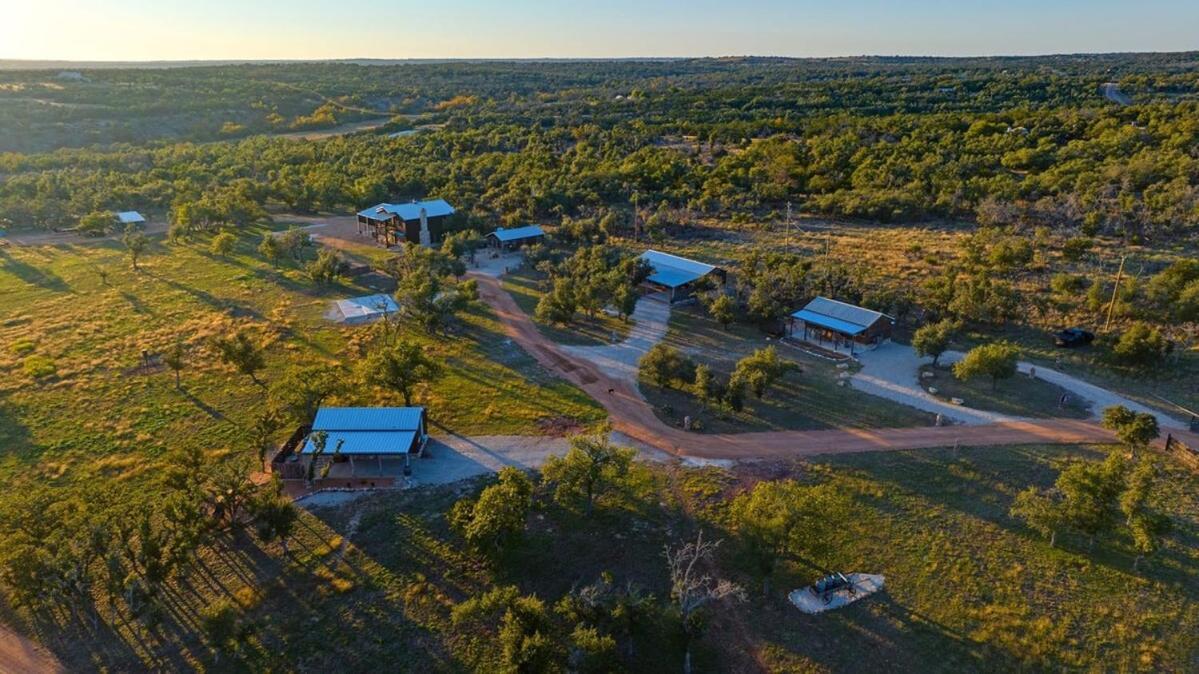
[274,406,429,489]
[356,198,456,247]
[787,296,894,355]
[638,249,726,303]
[487,225,545,250]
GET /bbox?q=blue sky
[3,0,1197,61]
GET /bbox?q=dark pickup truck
[1054,328,1095,348]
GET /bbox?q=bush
[22,355,57,379]
[210,231,236,256]
[1050,273,1088,296]
[952,341,1019,389]
[638,344,693,389]
[1111,322,1171,368]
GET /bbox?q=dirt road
[0,624,63,673]
[471,273,1135,460]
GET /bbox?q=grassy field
[501,267,632,347]
[22,442,1198,672]
[919,364,1093,419]
[642,303,935,432]
[0,231,604,507]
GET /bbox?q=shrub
[638,344,693,389]
[952,341,1019,389]
[1110,322,1171,369]
[22,355,57,379]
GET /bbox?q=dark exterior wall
[858,316,894,344]
[402,215,451,244]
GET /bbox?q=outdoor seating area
[788,572,885,615]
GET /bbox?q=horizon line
[2,49,1197,68]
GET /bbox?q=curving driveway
[562,292,671,383]
[468,272,1194,460]
[853,343,1187,431]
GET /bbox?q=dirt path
[5,220,169,246]
[471,272,1127,460]
[0,623,64,673]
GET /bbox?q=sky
[2,0,1198,62]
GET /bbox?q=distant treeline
[1,85,1197,239]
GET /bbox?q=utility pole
[1104,255,1126,332]
[785,201,793,252]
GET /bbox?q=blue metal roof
[646,268,701,288]
[791,309,868,336]
[357,199,455,222]
[312,407,425,432]
[300,430,418,455]
[489,225,545,242]
[116,211,145,224]
[639,250,718,288]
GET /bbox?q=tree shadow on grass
[0,248,71,292]
[821,445,1199,600]
[142,269,265,321]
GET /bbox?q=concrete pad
[788,573,885,614]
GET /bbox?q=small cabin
[486,225,545,250]
[638,250,726,303]
[787,297,894,355]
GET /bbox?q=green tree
[732,346,795,399]
[1101,405,1160,451]
[305,248,342,286]
[268,363,344,424]
[359,339,443,406]
[1111,322,1171,369]
[729,480,847,595]
[1057,452,1126,547]
[77,211,114,236]
[449,467,535,555]
[911,319,960,366]
[212,330,266,386]
[210,231,236,257]
[122,223,149,270]
[692,363,718,408]
[162,339,186,389]
[1010,487,1067,547]
[638,343,692,389]
[541,434,636,514]
[535,276,579,326]
[251,487,299,556]
[257,232,282,264]
[952,341,1019,390]
[706,293,736,330]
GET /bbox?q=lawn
[22,443,1199,672]
[0,230,604,510]
[501,267,632,347]
[641,303,936,432]
[919,363,1093,419]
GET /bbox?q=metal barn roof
[335,294,399,324]
[312,407,425,432]
[791,297,893,336]
[115,211,145,224]
[639,249,718,288]
[357,199,455,222]
[301,407,427,456]
[489,225,545,242]
[301,430,418,456]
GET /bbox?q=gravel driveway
[562,292,672,383]
[852,342,1186,429]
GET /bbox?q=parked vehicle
[1054,328,1095,348]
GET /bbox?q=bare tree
[665,531,745,674]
